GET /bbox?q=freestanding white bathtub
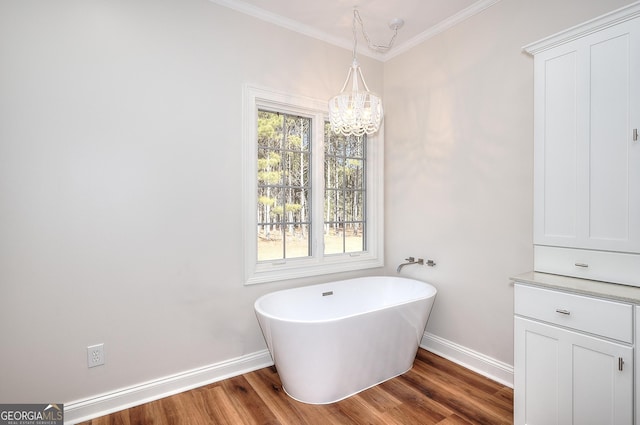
[254,276,437,404]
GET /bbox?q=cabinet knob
[575,263,589,268]
[555,308,571,315]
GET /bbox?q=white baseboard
[64,350,273,425]
[65,335,512,424]
[420,332,514,388]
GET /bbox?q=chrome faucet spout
[396,257,424,273]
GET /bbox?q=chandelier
[329,9,403,137]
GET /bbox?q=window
[243,85,383,284]
[257,110,312,261]
[324,126,367,255]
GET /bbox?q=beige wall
[383,0,635,366]
[0,0,383,403]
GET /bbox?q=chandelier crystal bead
[329,59,383,137]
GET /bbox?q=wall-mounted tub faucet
[396,257,437,273]
[397,257,423,273]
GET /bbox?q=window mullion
[281,114,288,260]
[312,112,326,259]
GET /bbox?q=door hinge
[619,357,624,371]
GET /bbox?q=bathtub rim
[254,275,437,324]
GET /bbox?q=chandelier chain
[352,9,399,56]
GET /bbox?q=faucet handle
[405,256,415,262]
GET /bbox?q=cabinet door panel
[541,50,578,240]
[572,341,633,425]
[588,28,632,245]
[635,306,640,425]
[515,317,563,425]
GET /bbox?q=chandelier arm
[355,66,371,93]
[338,66,354,94]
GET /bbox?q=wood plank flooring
[78,349,513,425]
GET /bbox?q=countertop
[511,271,640,304]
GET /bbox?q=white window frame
[242,85,384,285]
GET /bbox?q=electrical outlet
[87,344,105,368]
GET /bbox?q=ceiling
[209,0,500,61]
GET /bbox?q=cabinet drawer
[514,284,632,343]
[534,245,640,287]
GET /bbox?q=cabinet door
[584,18,640,253]
[570,329,633,425]
[534,16,640,253]
[636,306,640,425]
[533,40,580,248]
[515,317,633,425]
[515,317,566,425]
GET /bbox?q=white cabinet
[514,283,633,425]
[515,318,633,425]
[525,4,640,285]
[637,306,640,425]
[530,14,640,252]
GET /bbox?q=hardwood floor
[79,349,513,425]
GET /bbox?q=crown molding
[384,0,502,60]
[522,0,640,55]
[208,0,386,60]
[209,0,501,62]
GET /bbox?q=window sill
[244,254,384,285]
